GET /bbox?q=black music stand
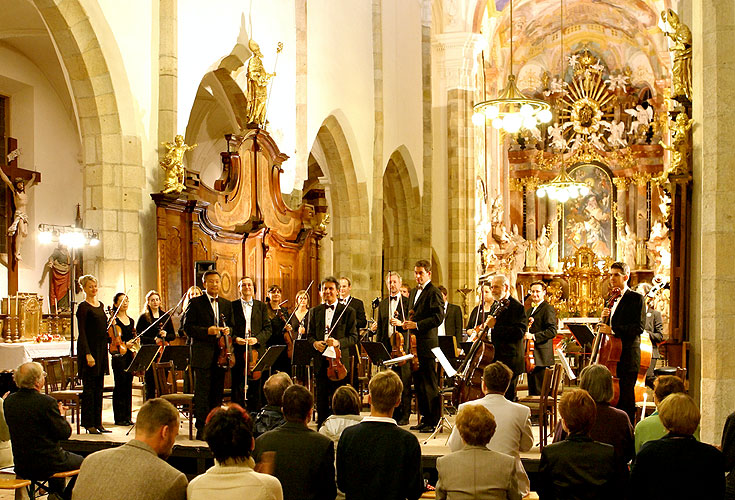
[566,323,595,348]
[126,345,160,373]
[359,341,393,367]
[291,339,313,390]
[159,345,191,371]
[438,336,459,369]
[253,346,287,373]
[423,346,456,445]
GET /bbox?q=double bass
[590,288,623,405]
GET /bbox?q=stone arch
[312,114,371,298]
[382,147,420,283]
[31,0,143,301]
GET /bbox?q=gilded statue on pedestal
[246,40,279,126]
[160,135,197,195]
[661,9,692,102]
[660,111,694,177]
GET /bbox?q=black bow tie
[325,304,335,310]
[210,297,217,303]
[390,296,398,301]
[417,284,424,290]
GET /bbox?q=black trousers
[315,370,348,426]
[617,371,637,424]
[50,451,84,500]
[193,365,225,432]
[81,373,104,428]
[528,366,550,396]
[111,354,133,423]
[505,374,519,401]
[391,363,412,423]
[413,356,440,426]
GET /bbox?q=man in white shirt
[448,361,533,498]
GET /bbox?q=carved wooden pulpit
[152,129,322,306]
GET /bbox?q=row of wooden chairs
[518,363,564,449]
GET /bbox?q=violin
[244,328,261,380]
[325,324,348,382]
[217,314,235,369]
[106,306,128,356]
[406,310,419,372]
[391,310,407,366]
[278,308,295,360]
[525,317,536,373]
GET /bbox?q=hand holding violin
[326,337,340,348]
[313,340,327,352]
[402,319,417,330]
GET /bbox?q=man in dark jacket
[253,372,292,437]
[525,281,557,395]
[5,362,84,499]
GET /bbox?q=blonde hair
[658,393,700,435]
[78,274,97,288]
[456,404,496,446]
[295,290,310,308]
[368,370,402,413]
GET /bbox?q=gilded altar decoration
[246,40,280,126]
[647,221,671,277]
[563,163,613,258]
[661,9,692,103]
[561,246,610,317]
[160,135,197,195]
[660,110,694,178]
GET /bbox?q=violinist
[370,271,411,425]
[525,281,557,396]
[466,283,495,342]
[136,290,176,400]
[288,290,310,386]
[265,285,291,375]
[306,276,357,427]
[597,262,646,424]
[182,270,235,440]
[338,277,367,388]
[110,292,135,426]
[231,277,271,411]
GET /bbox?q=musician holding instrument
[110,292,136,426]
[404,259,444,432]
[525,281,557,396]
[597,261,646,424]
[371,271,412,425]
[486,275,528,401]
[288,290,311,386]
[307,276,357,427]
[437,286,463,348]
[137,290,177,400]
[231,277,271,411]
[634,283,665,388]
[182,270,235,440]
[466,283,495,342]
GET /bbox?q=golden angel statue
[160,135,197,194]
[660,111,694,177]
[661,9,692,102]
[246,40,281,126]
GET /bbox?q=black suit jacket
[610,289,646,374]
[306,302,358,374]
[644,307,664,359]
[5,388,72,479]
[376,295,410,352]
[253,421,336,500]
[491,296,528,375]
[527,301,558,367]
[182,294,235,369]
[231,299,271,357]
[408,281,444,358]
[443,303,464,346]
[343,296,367,330]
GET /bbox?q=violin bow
[106,284,134,331]
[283,280,314,328]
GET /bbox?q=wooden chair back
[41,359,65,393]
[153,362,176,397]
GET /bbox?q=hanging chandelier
[472,0,552,133]
[535,0,588,203]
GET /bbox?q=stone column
[692,1,735,443]
[433,32,484,304]
[158,0,177,159]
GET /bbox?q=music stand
[566,323,595,348]
[291,339,313,390]
[438,336,459,369]
[359,341,393,367]
[126,345,160,373]
[159,345,191,371]
[253,346,287,373]
[459,341,473,355]
[423,347,457,445]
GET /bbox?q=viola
[106,306,128,356]
[525,317,536,373]
[244,328,261,380]
[590,287,624,405]
[217,314,235,369]
[278,307,295,359]
[325,325,348,382]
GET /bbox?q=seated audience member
[188,404,282,500]
[630,393,724,499]
[0,394,11,468]
[553,365,633,476]
[72,398,187,500]
[5,362,83,500]
[634,374,698,453]
[721,410,735,499]
[447,362,532,497]
[319,385,363,442]
[253,372,292,437]
[538,389,617,500]
[253,384,336,500]
[436,404,520,500]
[337,370,423,500]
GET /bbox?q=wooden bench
[0,478,31,500]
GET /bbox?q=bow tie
[417,284,424,290]
[210,297,217,304]
[325,304,335,310]
[390,296,398,301]
[243,300,253,307]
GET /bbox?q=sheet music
[323,346,337,359]
[432,347,457,378]
[383,353,414,367]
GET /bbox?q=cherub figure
[0,168,37,261]
[606,73,630,92]
[625,104,654,136]
[608,120,628,149]
[160,135,197,194]
[659,110,694,176]
[548,122,567,151]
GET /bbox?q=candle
[14,295,18,317]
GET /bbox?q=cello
[590,287,623,405]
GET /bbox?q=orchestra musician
[136,290,176,400]
[437,286,463,348]
[338,277,367,388]
[525,281,558,396]
[404,260,444,432]
[307,276,358,427]
[287,290,311,386]
[231,276,271,412]
[634,283,665,388]
[110,292,136,426]
[265,285,291,375]
[466,283,495,341]
[486,275,528,401]
[76,274,110,434]
[182,269,235,440]
[371,271,412,425]
[597,262,646,423]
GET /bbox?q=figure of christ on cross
[0,146,39,262]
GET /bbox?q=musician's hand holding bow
[389,317,402,328]
[369,321,378,332]
[313,340,327,352]
[402,320,417,330]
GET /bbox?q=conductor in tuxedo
[182,270,235,439]
[487,274,528,401]
[403,259,444,431]
[372,271,412,424]
[231,276,272,412]
[307,276,358,427]
[598,261,646,423]
[438,286,463,348]
[525,281,558,396]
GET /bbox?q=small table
[0,341,75,371]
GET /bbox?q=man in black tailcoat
[525,280,558,396]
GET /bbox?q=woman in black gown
[265,285,291,375]
[288,290,311,386]
[76,274,110,434]
[110,292,135,426]
[136,290,176,399]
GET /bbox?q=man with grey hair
[72,398,187,500]
[486,275,527,401]
[5,362,84,499]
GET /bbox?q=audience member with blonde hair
[436,404,520,500]
[337,370,423,500]
[630,393,724,499]
[538,389,618,500]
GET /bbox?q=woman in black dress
[136,290,176,399]
[265,285,291,374]
[288,290,311,386]
[76,274,110,434]
[110,292,135,426]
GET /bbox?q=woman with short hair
[187,404,282,500]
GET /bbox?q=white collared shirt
[438,302,448,336]
[413,279,431,305]
[241,298,253,335]
[324,301,337,340]
[206,292,219,326]
[610,285,628,322]
[362,415,397,425]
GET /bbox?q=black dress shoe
[409,422,426,431]
[397,419,410,426]
[97,426,112,433]
[86,427,101,434]
[419,423,436,433]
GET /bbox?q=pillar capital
[433,32,485,91]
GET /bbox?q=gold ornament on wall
[659,110,694,178]
[160,135,197,195]
[661,9,692,103]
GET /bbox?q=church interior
[0,0,733,489]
